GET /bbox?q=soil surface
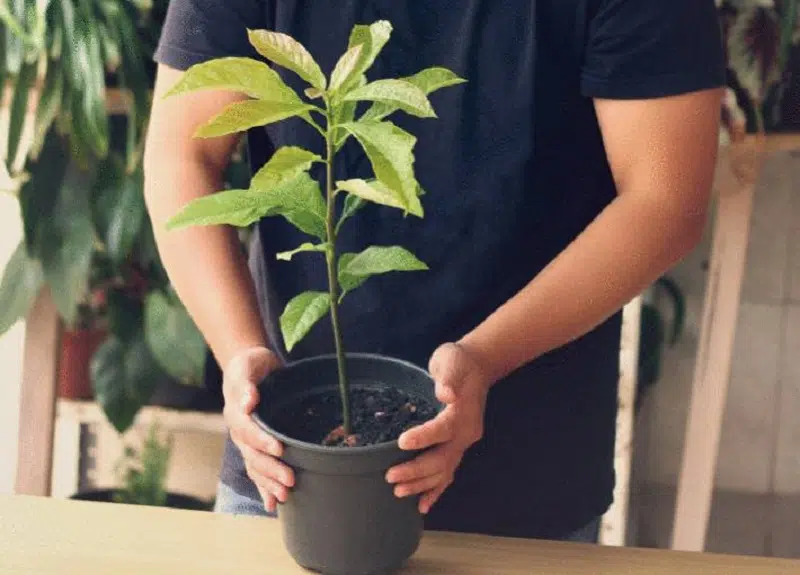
[269,386,438,447]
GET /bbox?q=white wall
[0,189,25,495]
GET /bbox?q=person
[144,0,725,544]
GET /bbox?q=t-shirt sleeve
[580,0,726,99]
[153,0,267,70]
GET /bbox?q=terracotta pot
[58,328,106,400]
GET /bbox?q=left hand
[385,342,493,514]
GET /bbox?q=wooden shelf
[56,400,227,435]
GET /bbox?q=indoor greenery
[113,421,172,507]
[0,0,209,434]
[719,0,799,138]
[164,20,465,434]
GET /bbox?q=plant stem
[324,117,351,435]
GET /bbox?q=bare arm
[459,87,723,385]
[143,65,268,368]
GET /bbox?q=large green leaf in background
[0,241,44,337]
[91,333,164,433]
[92,155,146,265]
[36,163,96,327]
[144,290,206,386]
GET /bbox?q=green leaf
[167,174,327,240]
[164,57,303,103]
[336,178,405,211]
[0,241,44,336]
[360,66,466,123]
[276,242,328,261]
[91,334,163,434]
[6,59,37,168]
[30,65,64,159]
[251,146,322,191]
[343,79,436,118]
[336,20,393,93]
[92,159,146,265]
[279,291,330,352]
[71,0,109,158]
[106,288,142,343]
[38,166,96,326]
[144,290,207,386]
[329,43,364,93]
[336,193,366,233]
[247,29,327,91]
[166,189,275,230]
[340,121,423,216]
[260,172,327,240]
[338,246,428,297]
[195,99,314,138]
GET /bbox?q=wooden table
[1,495,798,574]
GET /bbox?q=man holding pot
[144,0,725,543]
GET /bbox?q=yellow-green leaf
[338,246,428,297]
[165,57,302,103]
[280,291,330,352]
[336,20,392,93]
[336,178,406,212]
[360,66,466,123]
[195,100,314,138]
[251,146,322,191]
[340,121,423,216]
[166,189,275,230]
[329,43,364,93]
[247,29,326,91]
[276,242,328,261]
[343,79,436,118]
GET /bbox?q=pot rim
[250,352,437,456]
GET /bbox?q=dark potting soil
[270,386,438,448]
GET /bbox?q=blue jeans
[213,482,601,544]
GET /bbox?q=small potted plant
[71,422,213,511]
[164,20,465,575]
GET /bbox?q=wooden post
[14,288,62,496]
[600,296,643,546]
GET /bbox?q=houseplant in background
[71,420,213,511]
[717,0,800,140]
[0,0,224,434]
[165,20,465,575]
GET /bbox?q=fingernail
[241,391,251,409]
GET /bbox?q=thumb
[429,343,466,404]
[224,347,281,411]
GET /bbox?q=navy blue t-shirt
[155,0,724,539]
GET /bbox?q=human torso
[227,0,622,538]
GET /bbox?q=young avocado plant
[164,21,465,437]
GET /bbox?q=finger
[386,445,450,484]
[240,443,294,488]
[257,485,279,513]
[394,472,449,498]
[419,483,449,515]
[397,409,455,451]
[429,343,468,404]
[248,462,288,505]
[233,414,283,457]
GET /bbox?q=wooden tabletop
[1,495,798,574]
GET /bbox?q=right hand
[222,347,294,513]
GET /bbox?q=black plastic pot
[70,488,214,511]
[252,353,439,575]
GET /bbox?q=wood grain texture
[1,495,798,575]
